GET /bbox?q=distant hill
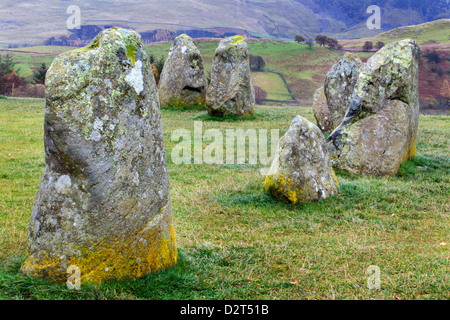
[1,0,449,46]
[339,19,450,50]
[1,17,448,113]
[374,19,450,44]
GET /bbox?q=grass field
[251,72,292,101]
[1,39,345,101]
[0,97,448,300]
[3,20,449,107]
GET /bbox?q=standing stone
[323,52,362,131]
[264,116,339,204]
[206,35,255,117]
[158,34,208,107]
[312,86,331,132]
[327,39,420,176]
[332,100,415,175]
[20,28,177,283]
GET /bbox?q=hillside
[1,0,449,46]
[1,20,448,112]
[340,19,450,49]
[337,20,450,112]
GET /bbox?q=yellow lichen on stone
[264,175,273,191]
[73,223,177,284]
[403,137,416,162]
[20,253,68,282]
[330,167,339,186]
[409,140,416,158]
[21,207,177,284]
[21,223,177,284]
[231,35,245,44]
[196,96,206,105]
[286,190,298,204]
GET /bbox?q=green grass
[0,51,57,81]
[251,72,292,100]
[0,98,449,300]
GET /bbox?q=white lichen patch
[132,172,140,186]
[55,175,72,194]
[125,60,144,94]
[93,118,104,132]
[90,130,102,142]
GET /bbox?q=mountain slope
[0,0,449,45]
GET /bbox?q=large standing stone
[332,100,415,175]
[20,28,177,283]
[206,35,255,117]
[264,116,339,204]
[323,52,362,131]
[158,34,208,107]
[327,39,420,176]
[312,86,331,132]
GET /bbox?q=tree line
[0,54,48,97]
[294,34,341,49]
[294,34,387,52]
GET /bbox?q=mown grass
[0,98,448,300]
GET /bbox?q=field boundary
[260,70,299,103]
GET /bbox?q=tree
[315,35,328,46]
[249,54,255,70]
[375,41,385,49]
[295,35,305,43]
[253,86,267,104]
[255,55,266,71]
[426,50,441,64]
[151,63,159,84]
[325,37,339,49]
[0,70,24,95]
[363,41,373,52]
[249,54,266,71]
[0,54,19,76]
[155,55,165,76]
[32,62,48,84]
[305,39,314,49]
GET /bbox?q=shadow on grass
[191,112,288,122]
[161,104,207,112]
[192,113,260,122]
